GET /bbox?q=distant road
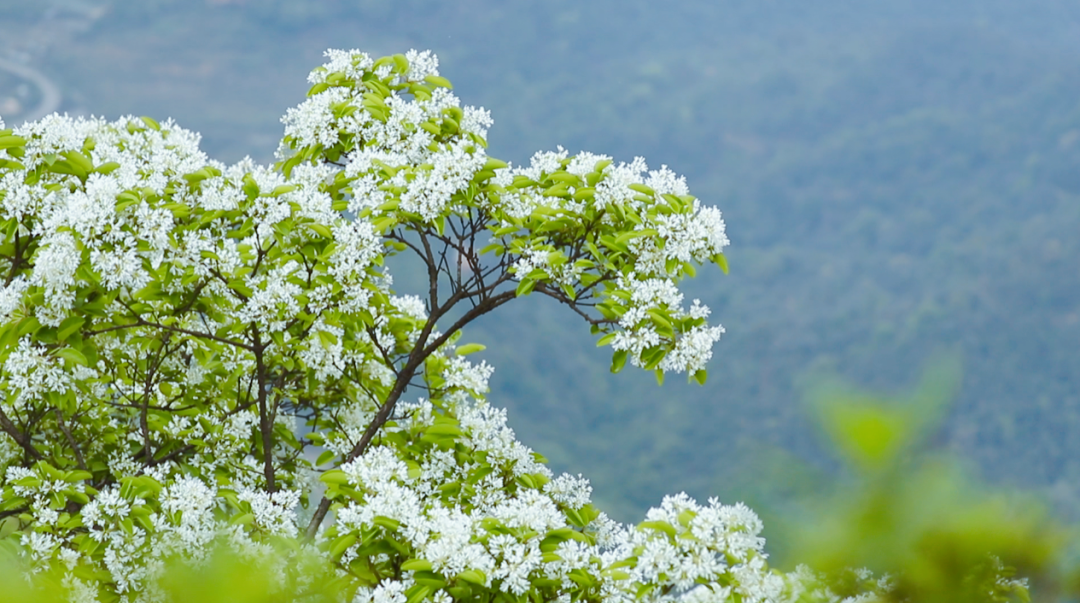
[0,57,61,123]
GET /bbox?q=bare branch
[533,283,618,327]
[52,409,88,471]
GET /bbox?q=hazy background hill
[2,0,1079,554]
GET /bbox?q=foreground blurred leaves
[0,540,345,603]
[786,354,1078,602]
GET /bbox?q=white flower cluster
[2,338,76,405]
[776,565,895,603]
[611,276,726,373]
[485,146,730,374]
[442,356,494,397]
[282,49,492,224]
[326,394,782,603]
[8,459,306,597]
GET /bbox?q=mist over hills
[4,0,1079,536]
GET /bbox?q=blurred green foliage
[0,541,345,603]
[785,357,1076,602]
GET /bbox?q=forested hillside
[3,0,1078,538]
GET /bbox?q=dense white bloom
[543,473,592,510]
[64,173,119,237]
[443,356,494,394]
[3,337,74,404]
[281,87,353,149]
[237,488,301,536]
[308,49,374,84]
[90,246,150,291]
[0,275,28,323]
[391,294,428,321]
[404,49,439,81]
[30,230,81,321]
[237,261,304,331]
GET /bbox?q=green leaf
[628,183,655,196]
[647,309,672,330]
[572,187,595,201]
[140,116,161,131]
[0,135,26,149]
[456,343,486,356]
[641,346,667,371]
[482,157,507,171]
[316,450,336,467]
[413,570,447,589]
[567,569,595,588]
[712,252,729,274]
[230,512,255,526]
[655,369,665,386]
[55,347,88,366]
[420,121,442,136]
[93,161,121,175]
[515,278,536,297]
[692,369,707,385]
[405,585,433,603]
[401,559,433,572]
[13,475,41,488]
[65,470,93,483]
[0,516,20,539]
[329,532,358,561]
[457,569,486,585]
[318,330,339,349]
[596,332,617,347]
[56,315,85,340]
[62,150,94,174]
[639,520,677,538]
[373,515,401,531]
[308,223,333,238]
[424,424,462,438]
[611,349,628,373]
[424,75,453,89]
[320,470,350,485]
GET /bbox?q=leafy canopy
[0,49,782,602]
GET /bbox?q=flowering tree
[0,48,788,602]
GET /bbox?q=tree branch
[252,329,277,493]
[53,409,87,471]
[85,318,255,352]
[304,286,518,538]
[0,406,42,461]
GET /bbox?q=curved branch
[304,286,518,538]
[53,409,87,471]
[86,318,255,353]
